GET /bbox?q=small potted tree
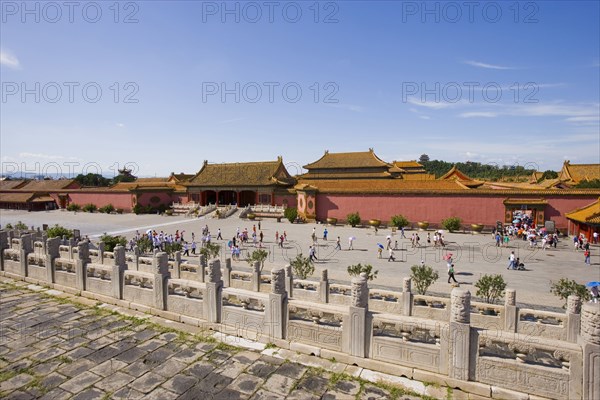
[475,274,507,311]
[347,212,361,227]
[441,217,462,233]
[291,254,315,280]
[347,263,378,281]
[410,264,439,298]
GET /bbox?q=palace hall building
[1,151,599,234]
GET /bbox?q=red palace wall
[136,192,178,208]
[274,194,297,208]
[315,194,598,229]
[67,192,134,211]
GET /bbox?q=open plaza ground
[1,209,598,311]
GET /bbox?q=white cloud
[327,103,365,112]
[459,112,498,118]
[0,50,21,70]
[418,115,431,120]
[18,152,65,160]
[407,98,456,110]
[464,60,515,70]
[116,123,125,128]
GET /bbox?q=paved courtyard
[1,209,599,309]
[0,280,429,400]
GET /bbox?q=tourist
[284,231,287,241]
[309,245,318,262]
[584,248,591,265]
[503,234,510,248]
[191,241,197,255]
[427,233,431,245]
[279,234,284,248]
[400,227,406,238]
[377,247,382,259]
[495,233,501,247]
[508,251,515,270]
[335,236,341,250]
[183,242,189,256]
[258,221,261,230]
[590,285,599,303]
[259,231,264,244]
[515,257,525,270]
[447,264,458,284]
[275,231,279,243]
[217,228,223,240]
[348,237,355,250]
[388,248,395,262]
[323,228,328,241]
[594,231,599,244]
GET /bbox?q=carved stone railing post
[75,241,89,291]
[223,258,232,287]
[319,269,329,303]
[172,251,181,279]
[252,261,261,292]
[266,268,288,340]
[19,234,33,277]
[284,264,293,298]
[152,252,169,310]
[0,230,8,271]
[344,272,369,358]
[199,254,207,283]
[402,277,412,316]
[45,237,60,283]
[504,289,517,332]
[566,295,582,343]
[112,246,126,299]
[133,245,140,271]
[204,258,223,323]
[97,242,105,264]
[449,288,472,381]
[580,302,600,400]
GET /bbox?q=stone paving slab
[0,282,461,400]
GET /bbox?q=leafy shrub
[246,249,269,270]
[135,236,152,254]
[410,264,439,295]
[441,217,462,232]
[390,214,410,228]
[284,207,298,223]
[199,242,221,259]
[475,274,507,304]
[4,223,13,229]
[133,204,143,215]
[66,203,81,212]
[347,212,361,227]
[100,234,127,252]
[98,204,115,214]
[46,224,73,239]
[82,203,97,213]
[164,241,183,257]
[550,278,590,306]
[14,221,28,230]
[347,263,378,281]
[291,254,314,280]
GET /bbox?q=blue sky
[1,0,599,178]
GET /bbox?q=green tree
[390,214,410,228]
[441,217,462,232]
[575,179,600,188]
[199,242,221,259]
[74,173,111,187]
[284,207,298,223]
[539,170,558,181]
[550,278,590,307]
[100,234,127,252]
[347,263,378,281]
[410,264,439,295]
[164,241,183,257]
[46,224,73,239]
[82,203,97,213]
[290,254,314,280]
[475,274,507,304]
[347,212,361,227]
[14,221,28,230]
[246,249,269,271]
[135,236,152,254]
